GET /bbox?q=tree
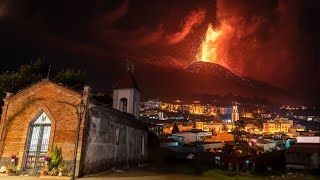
[172,123,180,134]
[231,120,249,152]
[0,58,86,115]
[216,108,222,115]
[53,69,85,90]
[211,128,217,136]
[221,124,228,132]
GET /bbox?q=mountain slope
[91,59,292,104]
[132,61,290,104]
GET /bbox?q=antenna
[126,57,134,74]
[46,63,52,79]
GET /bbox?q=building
[147,124,163,139]
[140,110,164,120]
[0,78,147,176]
[171,130,212,144]
[231,105,239,123]
[218,107,233,115]
[288,126,306,137]
[241,112,253,118]
[195,122,234,133]
[140,99,162,111]
[286,136,320,170]
[113,72,140,119]
[255,139,286,153]
[263,118,293,134]
[211,132,234,142]
[245,123,259,134]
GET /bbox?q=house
[263,118,293,134]
[0,72,148,176]
[255,139,286,153]
[194,122,234,133]
[172,130,212,144]
[286,136,320,170]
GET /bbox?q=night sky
[0,0,319,105]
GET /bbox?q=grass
[83,163,319,180]
[203,169,267,180]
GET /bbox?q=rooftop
[287,143,320,153]
[113,72,140,91]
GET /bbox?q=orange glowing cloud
[166,9,206,45]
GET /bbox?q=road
[0,175,209,180]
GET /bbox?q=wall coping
[6,79,82,102]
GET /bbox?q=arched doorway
[23,112,51,172]
[119,98,128,112]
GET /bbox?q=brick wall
[0,80,88,175]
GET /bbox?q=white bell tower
[232,102,239,123]
[113,62,140,119]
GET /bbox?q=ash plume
[166,9,206,45]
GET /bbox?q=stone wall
[82,103,148,175]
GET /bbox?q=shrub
[48,145,63,171]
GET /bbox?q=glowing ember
[197,24,221,62]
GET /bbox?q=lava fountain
[197,24,221,63]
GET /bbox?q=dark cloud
[0,0,9,18]
[96,0,129,26]
[0,0,319,105]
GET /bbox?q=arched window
[24,112,51,171]
[119,98,128,112]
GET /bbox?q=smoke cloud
[0,0,9,18]
[166,9,206,45]
[129,25,165,47]
[214,0,305,89]
[1,0,318,104]
[96,7,206,48]
[98,0,129,26]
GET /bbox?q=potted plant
[10,155,17,163]
[48,145,63,176]
[40,169,47,176]
[58,163,63,176]
[5,167,11,174]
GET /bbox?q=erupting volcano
[197,24,221,63]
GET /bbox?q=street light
[70,100,85,180]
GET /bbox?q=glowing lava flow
[197,24,221,62]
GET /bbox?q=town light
[71,100,85,180]
[76,100,85,117]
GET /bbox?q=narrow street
[0,175,209,180]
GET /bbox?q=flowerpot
[45,161,48,165]
[10,159,15,163]
[5,168,11,174]
[58,172,62,176]
[40,170,47,176]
